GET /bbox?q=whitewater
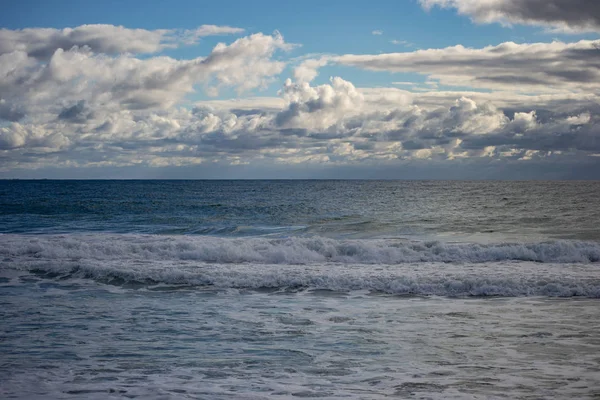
[1,180,600,398]
[2,234,600,298]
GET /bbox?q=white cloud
[293,57,330,83]
[1,22,600,177]
[334,39,600,92]
[275,77,365,131]
[0,122,70,150]
[390,40,412,46]
[0,24,245,60]
[566,113,591,125]
[3,68,600,173]
[0,25,168,58]
[180,25,245,44]
[0,31,292,127]
[2,79,599,173]
[372,30,384,35]
[199,32,293,94]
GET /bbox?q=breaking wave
[1,234,600,297]
[1,233,599,264]
[7,258,600,298]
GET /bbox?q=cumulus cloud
[201,32,293,94]
[420,0,600,33]
[0,24,244,60]
[1,22,599,177]
[0,31,292,126]
[334,39,600,92]
[293,57,330,83]
[276,77,365,131]
[3,73,598,175]
[0,29,297,175]
[0,122,69,151]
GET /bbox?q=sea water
[1,180,599,399]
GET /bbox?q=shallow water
[2,278,600,399]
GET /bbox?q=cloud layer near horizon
[0,23,599,178]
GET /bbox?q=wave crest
[16,259,600,298]
[2,235,599,297]
[1,234,599,264]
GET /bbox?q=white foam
[1,233,599,264]
[1,234,599,297]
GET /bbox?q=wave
[1,234,599,297]
[7,257,600,298]
[1,234,599,265]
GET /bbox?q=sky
[1,0,599,179]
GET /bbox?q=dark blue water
[2,180,600,241]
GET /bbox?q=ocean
[1,180,599,399]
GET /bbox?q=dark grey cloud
[229,109,267,117]
[0,100,25,122]
[58,100,93,123]
[460,119,600,153]
[401,140,429,150]
[420,0,600,33]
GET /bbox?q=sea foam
[1,233,599,264]
[1,234,599,297]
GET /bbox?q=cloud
[0,24,244,60]
[419,0,600,33]
[0,30,294,173]
[200,32,293,94]
[293,57,330,83]
[0,122,69,151]
[390,40,412,47]
[180,25,245,44]
[372,30,384,35]
[0,31,292,126]
[0,99,25,122]
[334,39,600,92]
[57,100,93,123]
[275,77,365,131]
[1,23,599,178]
[3,73,599,175]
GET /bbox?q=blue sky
[1,0,599,178]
